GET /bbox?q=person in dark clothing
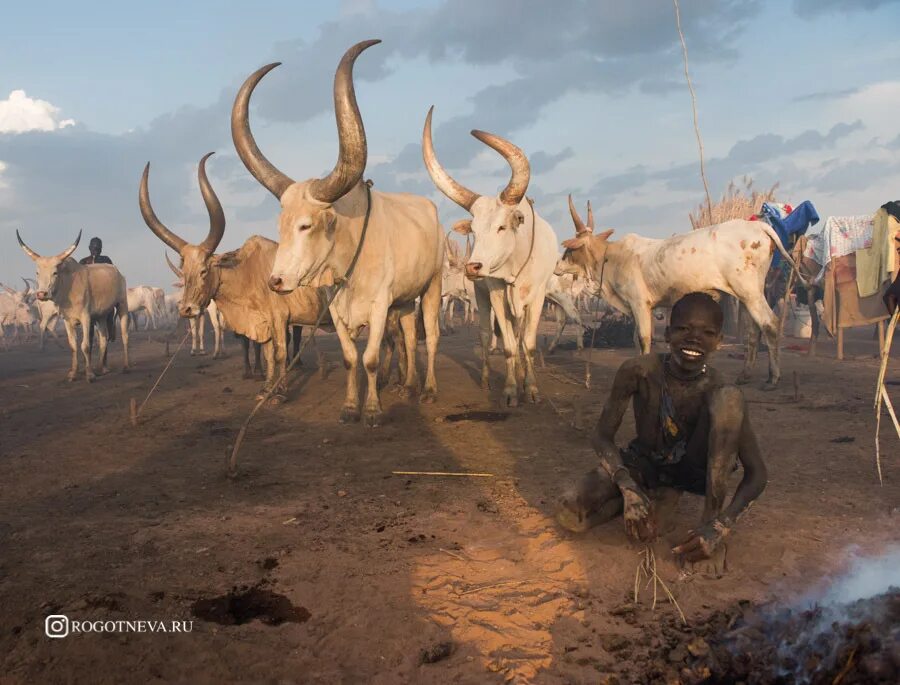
[79,237,117,351]
[557,293,768,573]
[884,235,900,314]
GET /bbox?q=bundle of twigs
[633,546,687,625]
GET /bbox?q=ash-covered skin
[557,292,768,566]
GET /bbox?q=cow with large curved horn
[141,152,330,401]
[423,107,559,406]
[232,39,445,426]
[17,229,129,380]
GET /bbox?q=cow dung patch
[191,586,310,626]
[444,411,509,423]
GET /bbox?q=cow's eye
[298,223,311,232]
[497,225,506,232]
[200,268,209,277]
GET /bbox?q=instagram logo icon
[45,615,69,638]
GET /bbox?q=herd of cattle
[5,39,808,423]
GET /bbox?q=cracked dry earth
[0,321,898,683]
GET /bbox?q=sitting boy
[557,292,767,568]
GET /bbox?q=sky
[2,0,900,289]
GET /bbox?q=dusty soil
[1,319,898,684]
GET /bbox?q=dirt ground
[1,317,899,684]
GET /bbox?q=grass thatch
[689,176,779,229]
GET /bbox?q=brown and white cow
[232,40,444,425]
[559,197,802,387]
[17,230,130,380]
[423,108,558,406]
[140,152,330,402]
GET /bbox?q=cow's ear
[452,219,472,235]
[214,250,240,269]
[597,228,615,241]
[320,207,338,229]
[562,236,587,251]
[511,210,525,228]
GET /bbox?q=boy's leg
[557,468,624,533]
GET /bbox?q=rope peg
[584,361,592,390]
[130,398,138,427]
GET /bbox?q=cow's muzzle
[465,262,483,280]
[36,291,50,301]
[179,305,196,318]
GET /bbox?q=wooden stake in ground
[874,309,899,484]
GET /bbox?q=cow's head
[423,108,532,284]
[231,40,379,293]
[140,152,226,318]
[558,195,614,290]
[16,230,82,301]
[0,281,34,327]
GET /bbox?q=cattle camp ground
[3,5,900,684]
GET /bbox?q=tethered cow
[233,40,444,425]
[423,107,558,406]
[17,230,129,380]
[140,152,330,402]
[559,196,802,387]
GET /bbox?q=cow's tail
[757,222,810,287]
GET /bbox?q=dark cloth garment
[621,442,707,495]
[761,200,819,268]
[79,255,113,265]
[885,272,900,314]
[881,200,900,223]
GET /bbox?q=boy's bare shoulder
[617,353,661,377]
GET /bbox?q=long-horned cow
[560,197,802,387]
[423,108,558,406]
[233,39,444,425]
[22,278,61,349]
[17,230,130,380]
[140,152,329,402]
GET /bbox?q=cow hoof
[268,393,287,406]
[190,350,197,356]
[420,389,437,404]
[526,386,540,404]
[242,370,254,380]
[196,350,208,357]
[339,407,361,424]
[480,378,490,391]
[398,385,417,400]
[66,373,77,382]
[85,374,95,383]
[364,411,385,428]
[762,380,779,392]
[505,391,519,408]
[734,373,751,385]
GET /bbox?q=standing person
[79,237,117,349]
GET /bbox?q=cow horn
[16,230,41,261]
[56,230,82,262]
[231,63,295,199]
[587,200,595,231]
[422,106,479,212]
[568,194,590,235]
[165,251,183,278]
[308,39,379,204]
[470,129,530,206]
[197,152,226,253]
[0,282,15,295]
[21,278,30,297]
[140,163,188,252]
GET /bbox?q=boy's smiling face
[665,298,723,373]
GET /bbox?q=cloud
[0,90,75,134]
[793,0,900,16]
[791,87,861,103]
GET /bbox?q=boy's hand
[672,517,730,562]
[620,481,656,542]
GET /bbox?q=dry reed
[689,176,779,230]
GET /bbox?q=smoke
[806,545,900,608]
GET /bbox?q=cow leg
[195,315,207,355]
[188,317,199,355]
[95,322,110,375]
[420,272,442,403]
[255,341,277,400]
[334,318,361,423]
[489,286,519,407]
[739,296,780,388]
[79,313,96,382]
[361,299,391,427]
[547,304,566,354]
[270,326,288,404]
[240,335,253,378]
[63,318,80,381]
[118,303,130,371]
[397,305,419,398]
[211,317,222,359]
[291,325,303,366]
[633,306,653,354]
[378,311,399,389]
[474,281,493,390]
[522,301,542,403]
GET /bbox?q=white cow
[423,108,558,406]
[127,285,164,330]
[17,230,130,380]
[544,273,585,352]
[0,282,37,342]
[441,234,475,331]
[234,40,444,426]
[22,278,61,349]
[166,274,226,358]
[559,197,801,387]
